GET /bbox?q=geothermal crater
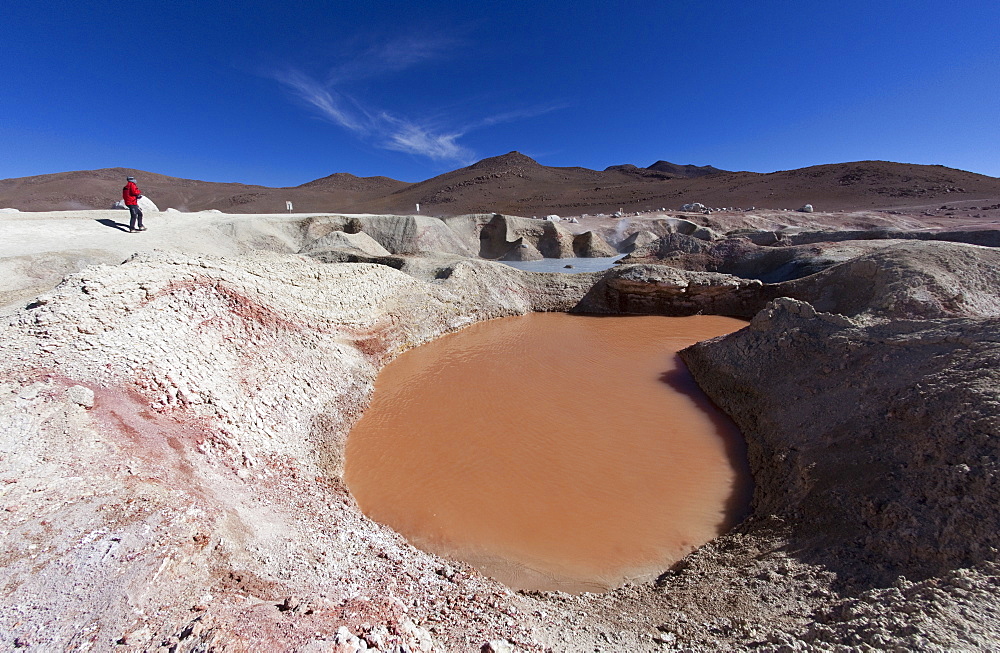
[344,312,751,594]
[1,207,999,650]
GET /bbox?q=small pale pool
[497,255,625,273]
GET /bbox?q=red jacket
[123,181,142,206]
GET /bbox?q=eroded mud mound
[621,229,1000,285]
[603,240,1000,323]
[477,214,605,260]
[575,264,767,317]
[620,232,911,282]
[684,299,1000,581]
[677,298,1000,648]
[0,253,632,651]
[776,241,1000,322]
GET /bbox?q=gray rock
[617,230,659,253]
[111,196,160,212]
[680,202,707,212]
[300,230,392,257]
[479,214,575,259]
[302,214,475,257]
[66,385,94,408]
[682,296,1000,585]
[572,231,618,257]
[691,226,722,241]
[501,237,544,261]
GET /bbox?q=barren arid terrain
[4,153,1000,217]
[1,160,1000,652]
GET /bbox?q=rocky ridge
[3,155,998,216]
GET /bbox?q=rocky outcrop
[622,233,712,261]
[301,214,476,257]
[619,230,1000,289]
[599,217,722,253]
[571,230,617,258]
[112,196,160,212]
[500,237,544,261]
[712,226,1000,250]
[617,230,659,253]
[608,240,1000,322]
[776,241,1000,322]
[625,216,721,243]
[681,297,1000,585]
[478,214,575,259]
[440,213,498,251]
[575,264,767,317]
[928,229,1000,248]
[628,233,909,282]
[299,229,392,257]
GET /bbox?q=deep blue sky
[3,1,998,185]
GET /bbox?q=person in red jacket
[122,176,146,232]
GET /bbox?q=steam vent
[2,196,1000,649]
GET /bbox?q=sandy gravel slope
[0,210,404,312]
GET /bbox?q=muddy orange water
[345,313,752,593]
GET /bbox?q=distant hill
[363,151,612,216]
[295,172,408,194]
[1,155,997,215]
[646,161,728,177]
[602,161,729,180]
[369,154,999,215]
[0,167,406,213]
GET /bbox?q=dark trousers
[127,204,143,230]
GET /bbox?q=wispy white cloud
[326,35,460,84]
[274,68,474,163]
[270,36,564,164]
[278,70,365,134]
[474,103,570,129]
[379,114,474,162]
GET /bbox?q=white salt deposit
[112,196,160,212]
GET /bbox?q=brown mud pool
[345,312,752,593]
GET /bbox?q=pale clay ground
[1,208,999,652]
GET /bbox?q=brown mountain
[1,154,997,216]
[361,151,617,216]
[645,161,728,177]
[601,161,728,180]
[368,154,999,215]
[295,172,408,194]
[0,167,406,213]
